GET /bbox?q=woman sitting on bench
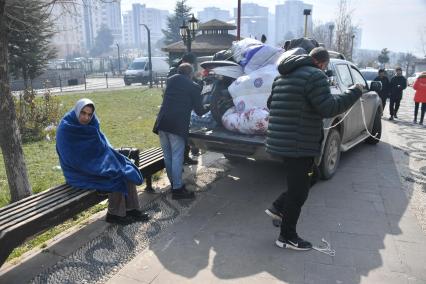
[56,98,150,225]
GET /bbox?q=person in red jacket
[413,72,426,125]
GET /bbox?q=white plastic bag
[233,93,269,112]
[244,45,284,74]
[231,38,262,64]
[228,65,279,99]
[222,107,269,135]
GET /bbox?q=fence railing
[11,73,167,95]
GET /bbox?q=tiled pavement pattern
[1,88,425,284]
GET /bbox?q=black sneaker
[105,213,134,225]
[172,186,195,200]
[127,210,150,222]
[394,114,398,119]
[184,157,198,165]
[275,235,312,251]
[389,116,394,121]
[265,205,284,220]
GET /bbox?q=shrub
[14,88,64,143]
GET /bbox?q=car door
[350,65,376,129]
[334,63,363,142]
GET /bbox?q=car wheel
[319,128,341,180]
[124,81,131,86]
[365,108,381,145]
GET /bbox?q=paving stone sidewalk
[1,88,425,284]
[104,90,426,284]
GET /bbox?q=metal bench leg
[145,175,155,193]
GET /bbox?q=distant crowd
[374,68,426,124]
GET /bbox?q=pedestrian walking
[389,67,407,120]
[374,69,391,111]
[413,72,426,125]
[265,47,363,250]
[153,63,209,199]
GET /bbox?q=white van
[124,57,170,85]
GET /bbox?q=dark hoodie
[265,55,362,158]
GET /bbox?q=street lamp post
[116,43,121,75]
[328,24,335,49]
[350,34,355,61]
[179,14,199,53]
[303,9,311,37]
[140,24,152,88]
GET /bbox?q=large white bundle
[233,93,269,112]
[228,64,279,99]
[231,38,262,63]
[222,107,269,135]
[244,45,284,74]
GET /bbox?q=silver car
[189,58,383,180]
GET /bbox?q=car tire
[365,108,381,145]
[319,128,341,180]
[124,81,131,86]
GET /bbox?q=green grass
[0,88,163,206]
[1,88,164,262]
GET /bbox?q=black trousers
[379,95,388,111]
[414,102,426,123]
[273,157,314,239]
[389,96,402,116]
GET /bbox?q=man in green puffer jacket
[265,47,363,251]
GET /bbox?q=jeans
[159,131,185,190]
[273,157,314,239]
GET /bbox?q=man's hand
[354,83,364,92]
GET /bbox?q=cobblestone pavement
[2,88,425,284]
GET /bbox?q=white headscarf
[74,98,95,121]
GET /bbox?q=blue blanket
[56,111,143,194]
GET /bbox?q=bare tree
[312,21,330,48]
[334,0,357,59]
[419,25,426,58]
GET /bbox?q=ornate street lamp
[179,14,199,53]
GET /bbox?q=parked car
[359,68,379,85]
[407,72,423,86]
[189,58,383,180]
[123,57,169,86]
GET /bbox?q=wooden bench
[0,147,164,267]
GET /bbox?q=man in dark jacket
[167,52,200,165]
[389,67,407,120]
[265,47,363,250]
[154,63,208,199]
[374,69,390,111]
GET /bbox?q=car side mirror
[370,81,382,92]
[325,70,334,77]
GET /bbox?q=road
[1,88,425,284]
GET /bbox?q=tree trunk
[0,0,32,202]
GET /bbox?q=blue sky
[121,0,426,56]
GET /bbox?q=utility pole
[116,43,121,75]
[328,24,335,49]
[237,0,241,40]
[140,24,152,88]
[350,34,355,61]
[303,9,311,37]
